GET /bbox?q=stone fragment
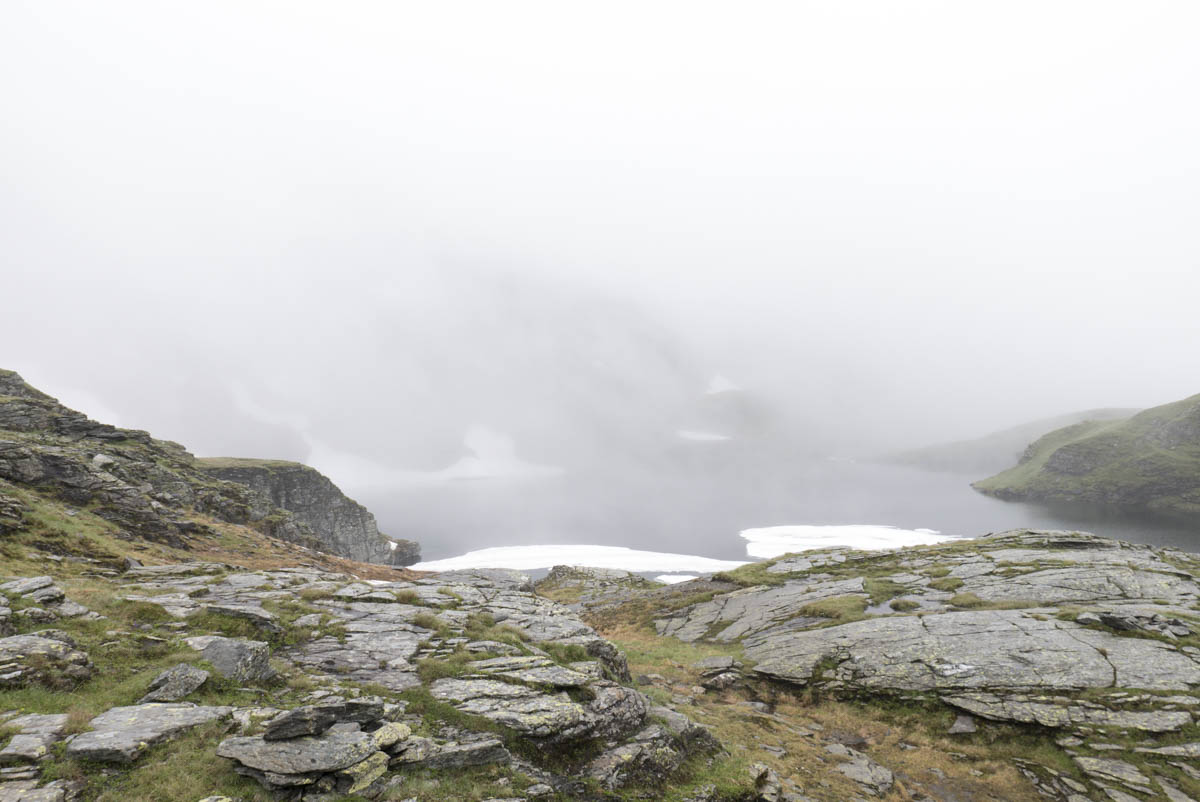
[947,714,977,734]
[749,762,782,802]
[824,744,893,796]
[139,664,209,703]
[262,706,338,741]
[1072,757,1152,792]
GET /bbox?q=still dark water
[360,459,1200,562]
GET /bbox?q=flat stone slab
[288,632,420,691]
[470,655,593,688]
[945,692,1194,732]
[66,703,233,763]
[216,731,377,775]
[657,577,867,643]
[748,609,1200,693]
[0,715,69,763]
[429,677,646,743]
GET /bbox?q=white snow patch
[676,429,732,442]
[740,525,956,559]
[412,545,748,573]
[656,574,699,585]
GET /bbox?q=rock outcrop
[0,369,419,566]
[655,529,1200,801]
[195,458,420,566]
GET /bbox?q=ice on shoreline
[412,524,958,575]
[412,544,749,573]
[740,524,955,559]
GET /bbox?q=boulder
[262,706,339,741]
[139,664,209,703]
[184,636,272,682]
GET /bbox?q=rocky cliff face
[0,369,418,566]
[974,392,1200,516]
[196,458,419,566]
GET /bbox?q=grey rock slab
[470,655,593,688]
[748,609,1200,693]
[824,743,894,796]
[66,703,233,763]
[1134,742,1200,757]
[0,714,69,763]
[1159,779,1199,802]
[263,706,338,741]
[287,632,420,691]
[947,714,977,734]
[1072,757,1152,791]
[657,577,867,643]
[430,569,532,591]
[945,692,1193,732]
[0,578,55,596]
[692,656,736,672]
[429,678,594,741]
[216,730,377,775]
[185,636,272,682]
[961,566,1200,605]
[0,783,66,802]
[139,663,209,703]
[391,737,510,770]
[0,635,92,687]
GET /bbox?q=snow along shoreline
[411,524,961,580]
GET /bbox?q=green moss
[889,599,920,612]
[863,578,907,604]
[712,561,788,587]
[799,595,868,622]
[929,576,964,592]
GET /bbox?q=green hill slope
[974,393,1200,516]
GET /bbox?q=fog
[3,2,1199,557]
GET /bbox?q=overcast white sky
[3,2,1199,477]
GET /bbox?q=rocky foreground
[0,560,725,801]
[2,531,1200,801]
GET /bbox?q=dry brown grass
[596,604,1045,801]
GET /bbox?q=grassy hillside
[974,393,1200,516]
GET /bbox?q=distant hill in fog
[883,408,1139,475]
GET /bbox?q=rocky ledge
[653,529,1200,801]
